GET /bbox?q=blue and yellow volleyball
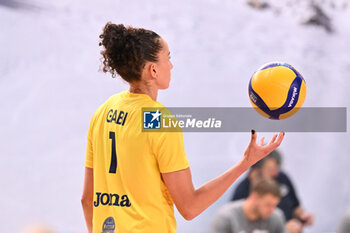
[248,62,306,120]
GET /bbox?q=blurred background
[0,0,349,232]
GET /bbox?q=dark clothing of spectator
[231,171,300,221]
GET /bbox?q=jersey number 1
[109,131,117,173]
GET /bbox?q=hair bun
[106,23,126,37]
[99,22,162,82]
[99,22,127,49]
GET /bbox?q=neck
[129,81,158,101]
[242,198,259,221]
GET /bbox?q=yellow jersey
[85,90,189,233]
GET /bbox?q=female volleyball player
[81,22,284,233]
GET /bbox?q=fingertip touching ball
[248,62,306,120]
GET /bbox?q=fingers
[275,132,284,146]
[264,132,285,152]
[268,134,278,144]
[306,214,314,226]
[259,136,265,146]
[250,129,257,145]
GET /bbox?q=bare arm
[81,167,94,233]
[162,131,284,220]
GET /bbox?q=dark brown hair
[99,22,162,82]
[252,149,282,169]
[250,178,281,198]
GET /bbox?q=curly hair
[99,22,163,82]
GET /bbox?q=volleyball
[248,62,306,120]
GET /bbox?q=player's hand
[242,130,284,168]
[286,219,303,233]
[299,212,314,226]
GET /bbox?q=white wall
[1,0,349,232]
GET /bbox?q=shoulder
[94,91,126,112]
[236,176,250,189]
[211,202,243,233]
[232,176,250,200]
[88,91,129,123]
[215,200,244,218]
[278,171,289,179]
[277,171,293,185]
[269,208,286,223]
[95,90,162,117]
[266,208,286,232]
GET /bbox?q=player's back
[85,90,189,233]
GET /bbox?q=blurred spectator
[210,178,285,233]
[337,208,350,233]
[231,150,313,233]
